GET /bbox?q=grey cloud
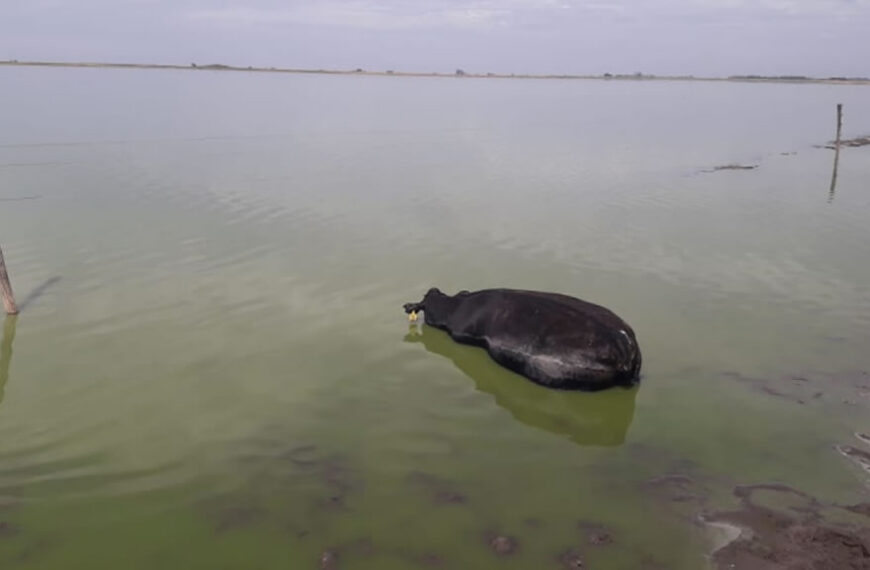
[187,2,512,31]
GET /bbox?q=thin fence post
[835,103,843,149]
[829,103,843,202]
[1,315,17,404]
[0,245,18,315]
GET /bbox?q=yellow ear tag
[408,311,419,323]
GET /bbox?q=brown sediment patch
[340,537,375,557]
[0,521,19,538]
[483,532,519,556]
[761,385,806,404]
[721,371,807,405]
[847,504,870,518]
[638,555,671,569]
[12,537,53,564]
[305,454,363,514]
[197,491,270,535]
[557,547,585,568]
[733,483,817,504]
[551,521,613,569]
[588,531,613,546]
[824,136,870,149]
[640,470,721,532]
[577,520,614,546]
[405,471,467,506]
[412,552,447,567]
[316,494,349,513]
[320,549,339,570]
[710,512,870,569]
[643,473,707,505]
[210,505,267,534]
[721,369,870,407]
[246,440,365,510]
[317,538,375,569]
[706,484,870,570]
[320,457,359,493]
[282,444,320,467]
[626,442,704,475]
[733,483,822,519]
[394,547,449,568]
[234,444,363,519]
[203,450,363,532]
[837,445,870,475]
[701,163,759,173]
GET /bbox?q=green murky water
[1,67,869,569]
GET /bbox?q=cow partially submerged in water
[403,288,641,391]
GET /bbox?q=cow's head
[402,287,449,323]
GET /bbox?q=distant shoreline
[2,59,869,86]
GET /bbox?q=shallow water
[1,67,869,569]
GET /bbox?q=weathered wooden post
[835,103,843,149]
[0,245,18,315]
[829,103,843,202]
[0,315,17,404]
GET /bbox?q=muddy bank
[838,444,870,476]
[706,485,870,570]
[825,136,870,149]
[636,466,870,569]
[702,164,759,173]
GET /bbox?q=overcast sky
[2,0,868,77]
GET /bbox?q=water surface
[1,68,869,569]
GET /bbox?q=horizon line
[2,59,869,86]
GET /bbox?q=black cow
[403,288,641,391]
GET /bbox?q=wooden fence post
[0,315,17,404]
[0,245,18,315]
[829,103,843,202]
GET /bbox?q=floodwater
[1,67,869,569]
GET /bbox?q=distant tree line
[729,74,870,81]
[602,72,656,79]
